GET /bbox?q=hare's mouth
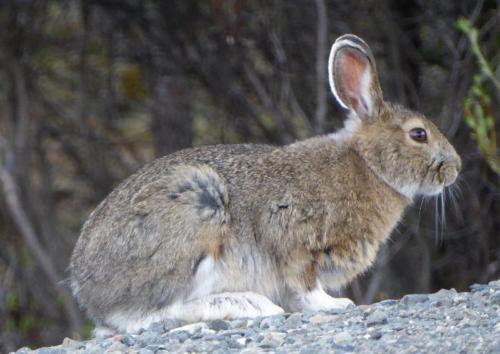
[419,183,445,197]
[437,161,460,188]
[419,158,460,196]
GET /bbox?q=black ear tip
[335,34,368,49]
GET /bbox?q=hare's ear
[328,34,383,120]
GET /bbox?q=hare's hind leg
[108,292,285,333]
[168,292,285,323]
[105,254,284,333]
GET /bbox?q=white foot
[93,326,115,338]
[104,292,284,334]
[169,291,285,323]
[298,281,354,312]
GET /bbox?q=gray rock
[366,310,388,326]
[227,338,244,349]
[247,317,263,328]
[491,293,500,305]
[161,318,187,331]
[401,294,430,305]
[61,338,83,349]
[36,348,67,354]
[285,312,304,325]
[488,280,500,289]
[299,343,323,354]
[332,343,356,352]
[470,283,488,292]
[260,314,286,329]
[138,349,154,354]
[135,331,158,346]
[206,319,230,331]
[121,335,135,347]
[82,345,103,354]
[99,341,112,349]
[147,321,164,334]
[229,319,249,329]
[379,299,398,307]
[105,341,128,352]
[430,288,458,306]
[15,281,500,354]
[169,330,191,343]
[309,314,339,324]
[333,331,353,343]
[260,332,286,347]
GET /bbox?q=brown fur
[70,34,461,331]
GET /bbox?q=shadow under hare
[70,34,461,334]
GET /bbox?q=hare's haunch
[70,34,461,334]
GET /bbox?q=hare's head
[328,34,461,200]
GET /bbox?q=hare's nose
[443,157,461,186]
[442,143,461,174]
[448,151,462,176]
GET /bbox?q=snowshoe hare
[70,34,461,333]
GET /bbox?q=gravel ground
[13,280,500,354]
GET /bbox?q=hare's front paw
[298,283,354,312]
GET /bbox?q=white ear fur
[328,35,377,119]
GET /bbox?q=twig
[314,0,328,134]
[0,138,82,337]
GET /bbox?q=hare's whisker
[440,191,446,242]
[449,185,461,217]
[417,196,426,228]
[434,196,439,246]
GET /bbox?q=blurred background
[0,0,498,351]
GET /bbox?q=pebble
[488,280,500,288]
[15,348,31,354]
[401,294,430,305]
[121,335,135,347]
[147,322,164,334]
[430,288,457,306]
[309,314,339,324]
[170,322,206,335]
[138,349,154,354]
[105,341,128,353]
[490,293,500,305]
[36,349,66,354]
[13,281,500,354]
[259,314,285,329]
[161,318,187,331]
[366,310,388,326]
[229,319,249,329]
[379,299,398,307]
[285,312,304,324]
[470,283,487,292]
[206,319,230,331]
[169,330,191,343]
[333,331,353,343]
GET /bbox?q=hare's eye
[409,128,427,143]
